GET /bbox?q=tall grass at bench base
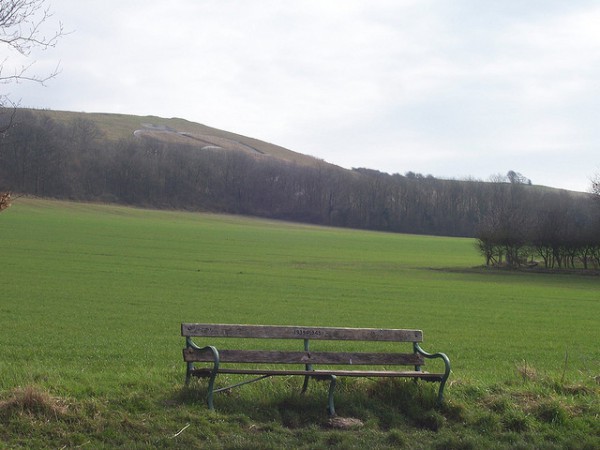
[2,371,598,449]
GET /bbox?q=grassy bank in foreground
[1,198,598,448]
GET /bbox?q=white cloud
[5,0,599,192]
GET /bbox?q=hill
[26,109,321,167]
[1,108,598,258]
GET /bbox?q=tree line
[1,109,598,269]
[476,183,600,269]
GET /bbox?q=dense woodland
[1,109,599,268]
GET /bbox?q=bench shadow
[167,377,453,431]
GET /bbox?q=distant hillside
[1,108,598,249]
[25,109,321,167]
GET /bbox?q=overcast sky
[7,0,600,192]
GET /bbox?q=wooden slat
[181,323,422,342]
[183,348,425,366]
[190,368,444,380]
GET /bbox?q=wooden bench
[182,323,451,416]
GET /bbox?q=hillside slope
[2,108,597,245]
[26,109,321,167]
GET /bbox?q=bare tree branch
[0,0,65,109]
[1,0,65,210]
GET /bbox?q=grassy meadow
[1,198,598,449]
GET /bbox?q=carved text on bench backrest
[181,323,423,342]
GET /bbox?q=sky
[5,0,600,192]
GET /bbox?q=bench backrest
[182,323,425,367]
[182,323,423,342]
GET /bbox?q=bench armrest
[185,337,220,384]
[185,339,221,410]
[413,342,451,404]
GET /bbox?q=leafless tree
[592,173,600,197]
[507,170,531,185]
[1,0,64,126]
[1,0,64,209]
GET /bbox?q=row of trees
[1,109,598,268]
[0,110,501,235]
[476,183,600,269]
[1,2,598,270]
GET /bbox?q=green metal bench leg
[206,371,217,411]
[185,362,193,386]
[327,375,337,417]
[301,375,310,394]
[437,376,447,406]
[184,343,219,411]
[414,342,451,407]
[301,339,312,394]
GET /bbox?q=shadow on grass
[168,376,455,431]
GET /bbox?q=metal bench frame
[182,323,450,416]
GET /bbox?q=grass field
[1,198,598,449]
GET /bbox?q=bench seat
[191,367,445,379]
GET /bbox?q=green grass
[1,198,598,448]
